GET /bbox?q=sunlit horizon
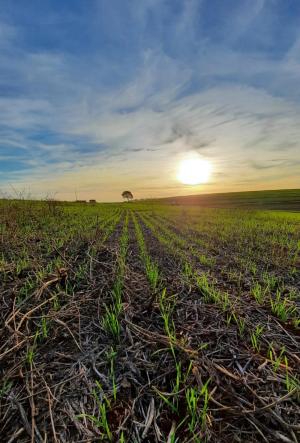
[0,1,299,201]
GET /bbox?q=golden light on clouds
[177,156,212,185]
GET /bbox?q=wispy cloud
[0,1,300,199]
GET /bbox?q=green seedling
[186,387,201,433]
[262,272,278,291]
[52,294,61,311]
[270,290,296,321]
[102,305,120,340]
[221,292,230,312]
[198,254,215,267]
[232,313,246,337]
[284,357,300,396]
[250,324,264,352]
[119,431,126,443]
[26,347,35,365]
[195,273,216,303]
[133,213,160,290]
[251,282,266,305]
[78,380,112,440]
[186,379,210,435]
[268,344,286,372]
[292,317,300,328]
[41,316,48,339]
[145,258,160,290]
[183,261,193,279]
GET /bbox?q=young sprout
[183,261,193,280]
[102,305,120,340]
[232,313,246,337]
[267,344,286,372]
[185,379,210,436]
[145,257,160,291]
[251,282,266,305]
[26,346,35,365]
[41,316,48,339]
[284,357,300,397]
[250,324,264,352]
[78,382,112,441]
[270,289,297,321]
[133,213,160,291]
[195,273,216,303]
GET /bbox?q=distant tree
[122,190,133,202]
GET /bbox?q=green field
[0,198,299,442]
[157,188,300,210]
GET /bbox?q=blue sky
[1,0,300,200]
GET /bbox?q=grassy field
[0,199,299,442]
[157,188,300,210]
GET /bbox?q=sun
[178,157,212,185]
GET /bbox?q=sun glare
[178,157,212,185]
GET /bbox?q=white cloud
[1,3,300,199]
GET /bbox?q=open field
[0,199,299,442]
[156,189,300,211]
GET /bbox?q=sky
[0,0,300,201]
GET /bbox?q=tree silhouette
[122,190,133,202]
